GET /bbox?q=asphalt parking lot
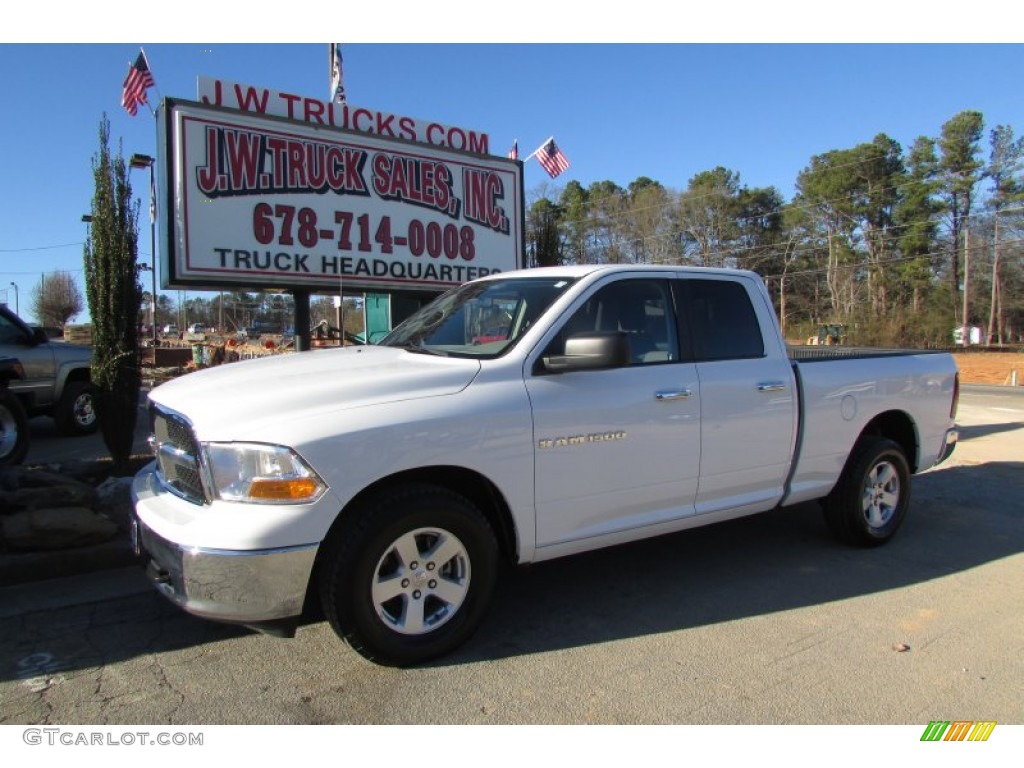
[22,396,151,466]
[1,385,1020,737]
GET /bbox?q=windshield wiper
[396,342,449,357]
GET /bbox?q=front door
[526,277,701,548]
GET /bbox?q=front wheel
[823,437,911,547]
[319,485,499,666]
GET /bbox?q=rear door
[678,275,797,515]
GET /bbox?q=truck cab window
[683,279,764,361]
[548,279,678,365]
[0,313,27,345]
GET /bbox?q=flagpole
[140,48,161,102]
[524,136,554,162]
[140,48,160,117]
[329,43,334,101]
[330,43,345,342]
[123,58,153,116]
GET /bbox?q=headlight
[203,443,326,504]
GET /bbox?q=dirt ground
[952,351,1024,385]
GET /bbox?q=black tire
[823,437,911,547]
[55,381,98,436]
[0,388,30,465]
[319,484,499,666]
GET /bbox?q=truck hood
[49,341,93,364]
[148,345,481,441]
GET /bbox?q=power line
[0,242,85,253]
[758,237,1024,282]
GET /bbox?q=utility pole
[961,223,970,347]
[129,154,158,346]
[988,213,1000,345]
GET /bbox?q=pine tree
[83,116,143,475]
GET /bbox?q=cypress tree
[83,115,143,475]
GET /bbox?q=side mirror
[30,328,50,345]
[542,331,631,373]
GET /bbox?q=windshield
[379,276,577,358]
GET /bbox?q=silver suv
[0,305,97,435]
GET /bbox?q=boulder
[94,476,135,532]
[1,484,99,513]
[1,507,118,551]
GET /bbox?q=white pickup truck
[132,265,959,665]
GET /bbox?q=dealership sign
[197,76,491,155]
[158,98,523,293]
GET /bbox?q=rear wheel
[823,437,911,547]
[319,484,499,666]
[55,381,98,436]
[0,387,29,465]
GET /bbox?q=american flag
[121,50,155,117]
[534,138,570,178]
[507,140,518,160]
[330,43,346,103]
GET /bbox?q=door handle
[655,389,692,401]
[757,381,787,392]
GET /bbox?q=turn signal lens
[248,478,323,502]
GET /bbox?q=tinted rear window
[682,279,764,361]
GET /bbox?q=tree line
[526,110,1024,348]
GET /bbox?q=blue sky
[1,6,1021,323]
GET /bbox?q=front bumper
[131,469,318,625]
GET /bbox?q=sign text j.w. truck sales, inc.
[158,96,523,293]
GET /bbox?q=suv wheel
[0,387,30,464]
[55,381,98,436]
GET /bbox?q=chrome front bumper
[131,513,318,626]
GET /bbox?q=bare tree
[32,272,84,328]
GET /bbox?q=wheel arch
[313,465,521,578]
[62,365,92,384]
[855,410,919,472]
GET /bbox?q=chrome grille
[150,405,208,504]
